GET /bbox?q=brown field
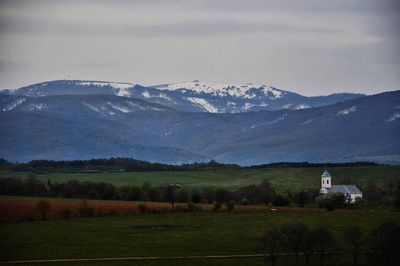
[0,197,328,222]
[0,198,188,222]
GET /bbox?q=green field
[2,166,399,191]
[1,210,399,266]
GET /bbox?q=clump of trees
[261,223,337,266]
[343,225,364,265]
[0,176,282,206]
[0,158,240,173]
[260,228,283,266]
[361,179,400,209]
[316,193,347,211]
[368,219,400,266]
[1,175,399,210]
[247,161,380,169]
[0,158,379,173]
[260,220,400,266]
[314,177,400,210]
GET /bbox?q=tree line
[0,176,286,205]
[0,158,239,173]
[260,220,400,266]
[247,161,380,169]
[1,175,399,209]
[0,158,380,173]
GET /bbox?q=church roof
[329,185,362,195]
[321,170,331,178]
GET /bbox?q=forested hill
[1,86,399,165]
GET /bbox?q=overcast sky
[0,0,399,95]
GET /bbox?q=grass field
[0,207,399,266]
[2,166,399,191]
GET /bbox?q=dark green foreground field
[3,165,399,191]
[1,210,399,266]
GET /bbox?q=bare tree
[301,227,315,265]
[281,222,308,259]
[164,183,181,210]
[313,226,338,266]
[369,220,400,266]
[344,225,364,265]
[260,228,285,266]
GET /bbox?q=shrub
[174,205,186,212]
[241,198,248,205]
[316,193,346,211]
[225,201,235,211]
[292,190,319,207]
[59,208,72,219]
[194,204,203,212]
[78,200,95,217]
[103,209,118,216]
[212,201,222,211]
[138,203,148,214]
[186,203,203,212]
[272,194,289,206]
[190,190,202,204]
[187,202,195,212]
[21,214,35,222]
[353,197,366,209]
[36,199,51,220]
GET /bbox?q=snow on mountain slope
[2,98,26,111]
[5,80,137,98]
[337,106,357,116]
[0,94,173,116]
[2,79,366,114]
[1,90,398,164]
[76,81,135,97]
[154,81,284,99]
[387,112,400,122]
[186,97,218,113]
[76,81,134,89]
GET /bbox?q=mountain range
[3,80,364,113]
[1,80,399,165]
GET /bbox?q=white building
[319,169,362,202]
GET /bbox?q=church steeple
[321,167,331,189]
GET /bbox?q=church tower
[321,167,331,190]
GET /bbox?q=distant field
[0,207,398,265]
[1,166,399,191]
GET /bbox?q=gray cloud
[0,0,399,95]
[0,16,343,38]
[0,59,26,72]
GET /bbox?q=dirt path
[0,254,267,264]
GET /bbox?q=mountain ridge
[1,79,366,113]
[1,87,399,165]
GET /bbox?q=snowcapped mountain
[2,80,365,113]
[0,89,399,164]
[1,79,397,165]
[154,81,284,99]
[0,94,173,116]
[3,80,137,97]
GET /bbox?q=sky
[0,0,399,96]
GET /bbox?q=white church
[319,168,363,202]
